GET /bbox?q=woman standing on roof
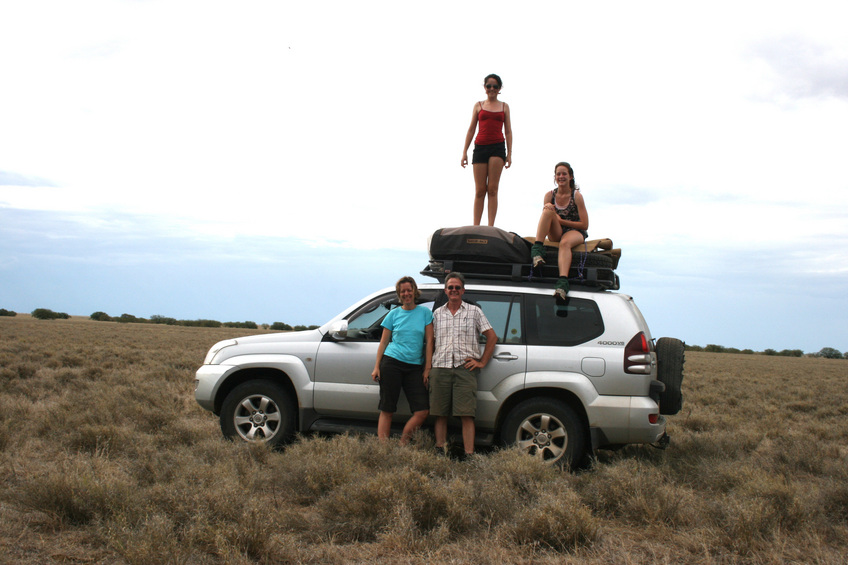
[461,73,512,227]
[530,162,589,304]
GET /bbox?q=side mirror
[329,320,349,340]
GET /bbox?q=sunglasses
[446,285,463,290]
[485,84,499,90]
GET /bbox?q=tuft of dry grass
[1,315,847,564]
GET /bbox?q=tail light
[624,332,652,374]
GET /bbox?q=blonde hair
[395,276,421,301]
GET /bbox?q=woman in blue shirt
[371,276,434,444]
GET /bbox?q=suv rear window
[525,295,604,346]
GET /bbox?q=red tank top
[475,103,505,145]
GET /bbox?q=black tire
[572,252,614,269]
[220,380,297,447]
[541,249,615,286]
[656,337,685,415]
[542,248,615,269]
[501,398,586,468]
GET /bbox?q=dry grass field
[1,315,847,564]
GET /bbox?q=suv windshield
[343,290,439,341]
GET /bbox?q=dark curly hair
[483,73,502,89]
[554,162,576,190]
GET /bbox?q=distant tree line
[8,307,843,353]
[4,306,320,332]
[88,311,318,331]
[686,343,847,359]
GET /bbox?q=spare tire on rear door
[656,337,685,415]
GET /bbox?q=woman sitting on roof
[530,161,589,303]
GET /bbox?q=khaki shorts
[429,367,478,417]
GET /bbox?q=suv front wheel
[501,398,586,468]
[220,380,297,447]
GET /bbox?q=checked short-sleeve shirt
[431,301,493,369]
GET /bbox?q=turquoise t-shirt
[381,305,433,366]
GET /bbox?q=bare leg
[558,230,585,277]
[485,157,506,226]
[400,410,429,445]
[434,416,448,448]
[472,163,488,225]
[535,208,564,243]
[377,411,393,440]
[461,416,475,454]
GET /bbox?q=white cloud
[749,35,848,101]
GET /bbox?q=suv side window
[344,290,438,341]
[464,293,522,344]
[525,295,604,346]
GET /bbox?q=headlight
[203,339,237,364]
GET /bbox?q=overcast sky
[1,1,847,353]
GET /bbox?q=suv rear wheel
[220,380,296,447]
[501,398,586,468]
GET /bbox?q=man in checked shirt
[426,272,497,458]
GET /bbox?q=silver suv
[195,281,684,467]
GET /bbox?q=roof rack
[420,259,620,290]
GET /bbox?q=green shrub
[270,322,293,331]
[0,308,16,317]
[116,313,144,324]
[223,321,258,329]
[31,308,69,320]
[818,347,843,359]
[90,311,112,322]
[179,319,221,328]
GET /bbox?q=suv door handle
[493,353,519,361]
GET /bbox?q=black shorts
[378,355,430,413]
[472,142,506,164]
[563,226,589,240]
